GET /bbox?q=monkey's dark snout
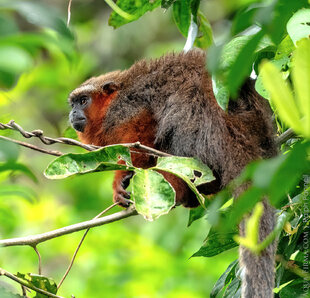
[70,110,87,132]
[72,119,86,132]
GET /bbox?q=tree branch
[0,207,137,247]
[0,120,170,157]
[276,128,296,145]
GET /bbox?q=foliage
[0,0,309,297]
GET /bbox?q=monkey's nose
[72,119,86,132]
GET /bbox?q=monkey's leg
[113,171,133,207]
[239,200,276,298]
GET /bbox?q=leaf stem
[104,0,135,20]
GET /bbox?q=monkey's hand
[113,171,134,207]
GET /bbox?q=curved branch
[0,207,137,247]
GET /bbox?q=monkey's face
[68,93,91,132]
[68,73,121,145]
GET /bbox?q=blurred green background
[0,0,238,297]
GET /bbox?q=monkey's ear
[101,81,119,94]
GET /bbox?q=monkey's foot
[113,188,133,208]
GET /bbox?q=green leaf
[172,0,191,37]
[0,45,32,88]
[267,0,308,45]
[192,228,238,257]
[0,139,19,162]
[16,273,57,297]
[223,276,241,298]
[0,185,37,202]
[132,169,175,221]
[292,38,310,138]
[188,205,207,227]
[44,145,134,179]
[234,202,264,253]
[155,156,214,186]
[194,10,213,50]
[0,287,23,298]
[154,156,215,206]
[0,1,73,41]
[274,35,295,60]
[221,187,264,232]
[62,126,78,140]
[161,0,176,9]
[108,0,161,29]
[210,259,238,298]
[227,30,265,97]
[287,8,310,46]
[260,61,303,135]
[212,75,230,110]
[279,278,306,298]
[0,161,37,182]
[268,141,310,205]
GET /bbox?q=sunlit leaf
[287,8,310,45]
[132,169,175,221]
[194,10,213,50]
[16,273,57,297]
[234,202,264,253]
[260,61,302,134]
[0,45,32,88]
[292,38,310,137]
[44,145,134,179]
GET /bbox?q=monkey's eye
[79,96,88,106]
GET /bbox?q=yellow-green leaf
[260,61,303,134]
[292,38,310,137]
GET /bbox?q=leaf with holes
[44,145,134,179]
[132,169,175,221]
[154,156,215,206]
[287,8,310,45]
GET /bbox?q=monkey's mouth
[72,120,86,132]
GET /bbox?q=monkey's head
[68,71,121,144]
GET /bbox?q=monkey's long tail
[239,200,276,298]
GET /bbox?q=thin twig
[276,128,295,145]
[33,246,42,275]
[0,206,137,247]
[67,0,72,27]
[57,202,118,289]
[0,135,63,156]
[0,268,64,298]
